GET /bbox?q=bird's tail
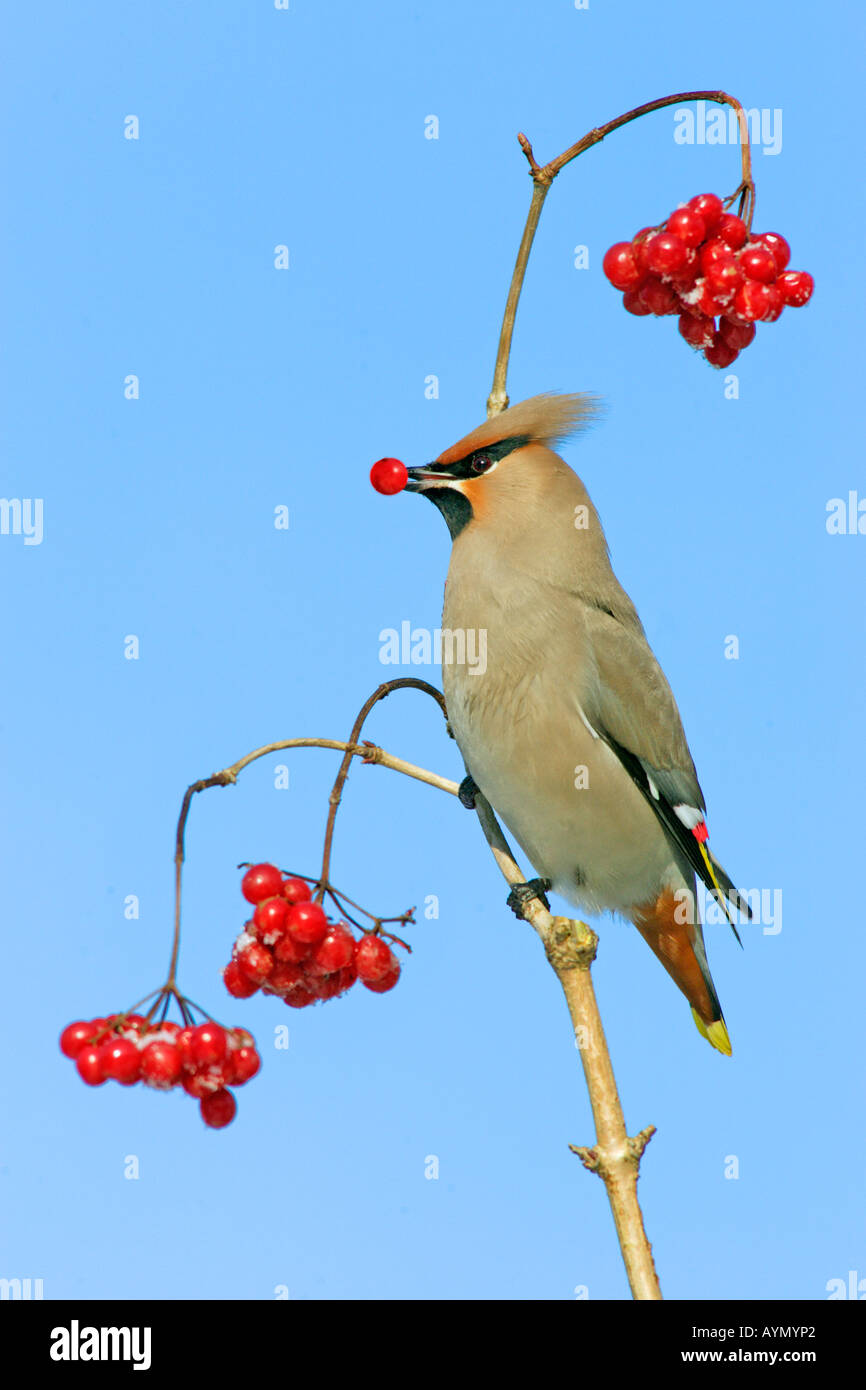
[631,884,731,1056]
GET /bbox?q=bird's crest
[435,392,602,465]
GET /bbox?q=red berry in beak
[370,458,408,495]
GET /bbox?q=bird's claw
[458,774,479,810]
[506,878,552,918]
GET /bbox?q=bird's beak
[405,463,453,493]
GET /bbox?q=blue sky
[1,1,862,1301]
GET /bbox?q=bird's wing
[580,604,749,926]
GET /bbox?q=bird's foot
[458,774,479,810]
[506,878,552,919]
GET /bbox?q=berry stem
[317,679,448,893]
[489,90,756,417]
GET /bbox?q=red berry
[622,287,651,316]
[176,1027,196,1068]
[678,313,715,349]
[667,247,699,288]
[738,242,777,284]
[733,279,772,322]
[703,254,743,300]
[370,458,408,495]
[602,242,643,291]
[264,961,306,995]
[140,1041,182,1089]
[753,232,791,273]
[631,228,655,275]
[645,232,688,276]
[355,935,396,983]
[687,193,724,231]
[311,925,356,973]
[666,206,706,248]
[281,877,312,906]
[223,958,259,998]
[60,1021,94,1059]
[699,238,734,273]
[252,896,289,941]
[337,960,358,993]
[227,1045,260,1085]
[283,986,317,1008]
[99,1037,141,1085]
[286,900,329,946]
[776,270,814,307]
[241,863,283,904]
[236,940,274,983]
[274,931,312,964]
[201,1089,237,1129]
[684,281,724,319]
[76,1046,107,1086]
[182,1069,222,1098]
[704,334,740,369]
[362,960,401,994]
[639,276,678,315]
[311,972,345,1000]
[716,213,748,250]
[718,317,756,350]
[190,1023,228,1068]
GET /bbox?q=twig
[488,90,755,417]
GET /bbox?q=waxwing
[405,392,748,1054]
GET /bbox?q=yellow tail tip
[691,1008,732,1056]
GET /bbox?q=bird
[404,391,748,1055]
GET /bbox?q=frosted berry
[283,986,317,1008]
[761,284,785,322]
[285,900,329,946]
[190,1023,228,1069]
[645,232,688,276]
[666,207,706,248]
[241,863,284,904]
[311,925,356,974]
[228,1046,261,1085]
[704,335,740,369]
[140,1041,182,1089]
[236,940,274,983]
[362,960,401,994]
[719,318,756,351]
[623,287,651,316]
[223,958,259,998]
[252,896,289,941]
[355,934,397,983]
[274,930,312,964]
[602,242,643,291]
[733,280,772,322]
[640,277,678,315]
[703,254,743,300]
[738,243,777,284]
[678,313,715,350]
[754,232,791,273]
[200,1088,237,1129]
[716,213,748,250]
[370,458,408,495]
[776,271,813,307]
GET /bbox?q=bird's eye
[471,454,491,473]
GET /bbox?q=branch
[469,793,662,1300]
[488,90,756,417]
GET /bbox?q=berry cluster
[59,1013,260,1128]
[224,863,403,1007]
[602,193,814,368]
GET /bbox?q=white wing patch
[578,706,600,740]
[674,802,705,831]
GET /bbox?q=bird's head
[405,392,600,539]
